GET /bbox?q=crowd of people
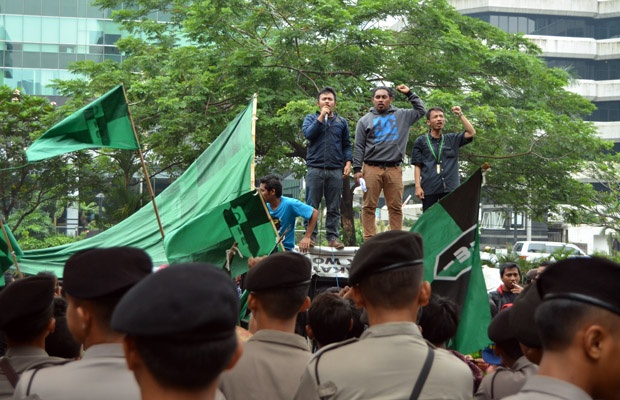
[2,87,618,400]
[2,232,618,400]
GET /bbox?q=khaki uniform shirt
[294,322,473,400]
[14,343,139,400]
[475,356,538,400]
[503,375,592,400]
[219,329,312,400]
[0,347,62,400]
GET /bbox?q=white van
[512,241,587,262]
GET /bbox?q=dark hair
[418,295,460,346]
[538,260,554,267]
[535,299,600,351]
[371,86,394,98]
[425,106,445,120]
[134,334,238,390]
[359,267,424,309]
[318,87,337,102]
[45,297,76,355]
[3,306,54,343]
[347,298,366,338]
[255,284,310,320]
[308,292,352,347]
[259,174,282,198]
[499,262,521,278]
[496,338,524,360]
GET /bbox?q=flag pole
[121,84,165,240]
[251,93,258,190]
[0,220,22,279]
[256,189,285,252]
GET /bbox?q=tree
[55,0,605,244]
[0,86,93,233]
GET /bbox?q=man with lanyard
[412,106,476,212]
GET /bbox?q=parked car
[480,251,499,267]
[512,241,587,262]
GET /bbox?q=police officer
[509,283,544,365]
[111,263,242,400]
[219,252,313,400]
[294,231,473,400]
[14,247,152,400]
[475,308,538,400]
[505,257,620,400]
[0,276,62,399]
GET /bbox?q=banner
[0,223,22,285]
[412,168,491,354]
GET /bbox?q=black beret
[244,252,311,291]
[63,247,152,299]
[537,256,620,316]
[488,307,515,343]
[0,275,55,329]
[348,231,424,285]
[509,283,542,348]
[111,263,239,340]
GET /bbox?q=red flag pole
[121,84,165,240]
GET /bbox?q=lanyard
[425,133,444,163]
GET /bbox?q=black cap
[348,231,424,285]
[488,307,515,343]
[509,283,542,348]
[111,263,239,341]
[63,247,152,299]
[244,252,312,291]
[0,275,55,329]
[537,256,620,316]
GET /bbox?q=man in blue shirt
[302,87,351,250]
[259,175,319,252]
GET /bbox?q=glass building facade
[0,1,125,96]
[449,1,620,130]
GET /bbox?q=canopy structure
[18,98,256,277]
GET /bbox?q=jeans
[305,167,342,241]
[361,164,403,240]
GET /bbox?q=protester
[412,106,476,211]
[418,294,483,393]
[44,297,81,359]
[302,87,351,250]
[0,275,63,399]
[306,291,352,350]
[294,231,473,399]
[14,247,152,400]
[505,257,620,400]
[259,175,319,252]
[353,85,426,240]
[220,252,313,400]
[488,262,523,312]
[111,263,241,400]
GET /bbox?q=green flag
[0,223,23,285]
[411,168,491,354]
[18,97,256,276]
[165,190,278,278]
[26,84,139,162]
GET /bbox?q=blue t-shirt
[266,196,314,250]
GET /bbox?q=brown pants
[361,164,403,240]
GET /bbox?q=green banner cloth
[0,224,23,285]
[411,168,491,354]
[26,85,139,162]
[19,98,256,277]
[165,190,277,278]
